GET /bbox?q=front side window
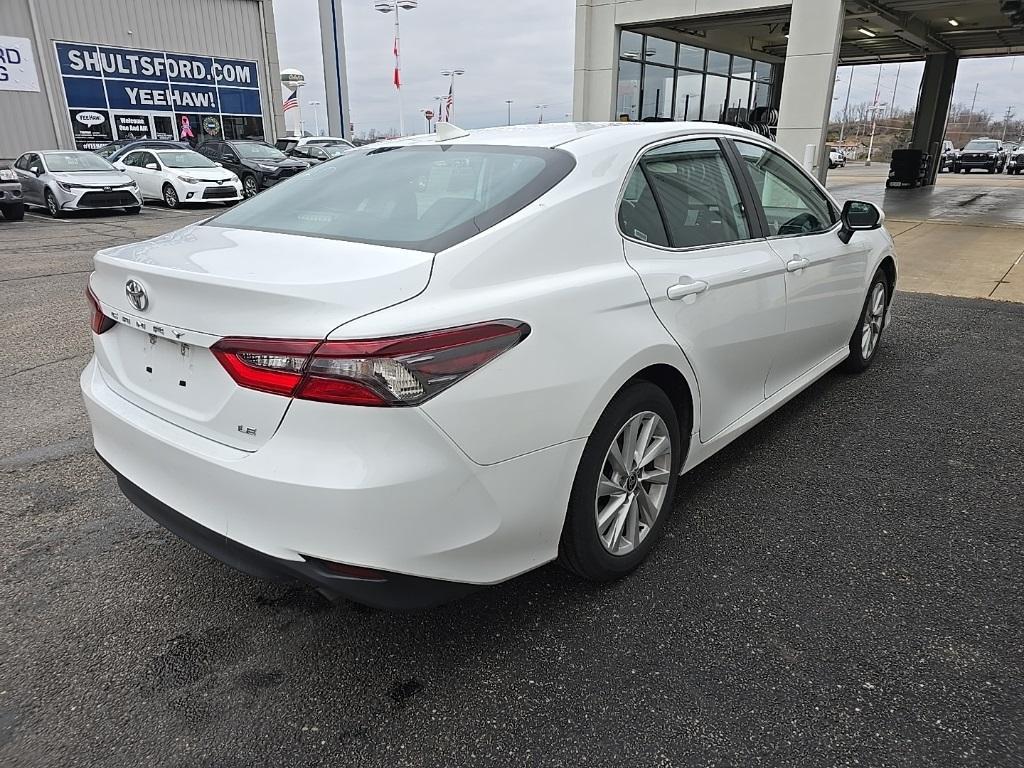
[122,152,144,168]
[208,144,575,252]
[735,141,835,237]
[640,139,751,248]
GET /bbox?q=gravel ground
[1,209,1022,767]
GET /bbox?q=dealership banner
[54,41,263,148]
[0,35,41,92]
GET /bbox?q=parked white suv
[83,123,897,609]
[829,147,847,168]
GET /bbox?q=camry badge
[125,279,148,312]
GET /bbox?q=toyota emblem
[125,279,148,312]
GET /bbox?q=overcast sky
[273,0,575,135]
[830,55,1023,123]
[272,2,1022,136]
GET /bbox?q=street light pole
[308,100,322,136]
[440,69,465,123]
[865,63,884,167]
[535,103,549,124]
[375,1,418,136]
[505,99,513,126]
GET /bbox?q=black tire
[162,183,179,208]
[559,381,684,581]
[841,269,890,374]
[44,189,62,218]
[1,203,24,221]
[242,175,259,198]
[124,206,141,215]
[988,166,996,174]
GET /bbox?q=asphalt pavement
[1,204,1022,767]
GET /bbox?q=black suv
[954,138,1007,174]
[196,140,307,197]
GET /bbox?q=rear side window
[619,168,668,246]
[208,144,576,252]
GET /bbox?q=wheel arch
[628,363,694,445]
[878,254,897,292]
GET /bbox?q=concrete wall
[0,0,284,161]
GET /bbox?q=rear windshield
[964,140,998,151]
[207,144,575,252]
[45,152,115,172]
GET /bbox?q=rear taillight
[86,285,115,335]
[211,320,530,407]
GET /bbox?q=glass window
[645,36,676,66]
[209,145,575,252]
[701,75,728,121]
[158,150,217,169]
[735,141,835,237]
[42,152,114,172]
[707,51,731,76]
[641,139,750,248]
[618,167,668,247]
[725,78,752,121]
[751,81,770,111]
[619,30,645,62]
[678,44,705,71]
[674,71,703,121]
[731,56,754,79]
[222,116,265,141]
[753,60,772,84]
[122,151,144,167]
[641,64,675,119]
[617,59,642,121]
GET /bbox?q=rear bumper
[81,357,582,602]
[105,461,478,610]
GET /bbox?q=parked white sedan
[114,148,243,207]
[82,123,897,609]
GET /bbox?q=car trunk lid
[90,223,433,450]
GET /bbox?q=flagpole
[394,9,404,135]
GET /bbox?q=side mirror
[838,200,882,244]
[30,166,41,176]
[113,162,127,171]
[145,162,159,170]
[215,162,223,167]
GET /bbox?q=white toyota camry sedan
[82,122,897,609]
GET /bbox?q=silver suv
[0,167,24,221]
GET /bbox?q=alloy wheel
[164,186,178,208]
[595,411,672,556]
[46,193,58,216]
[861,282,886,360]
[243,177,258,198]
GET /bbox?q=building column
[572,0,619,121]
[910,53,958,185]
[775,0,845,182]
[318,0,353,139]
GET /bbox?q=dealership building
[0,0,287,162]
[574,0,1024,182]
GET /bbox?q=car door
[620,137,787,441]
[732,139,870,396]
[119,151,148,197]
[15,154,43,204]
[130,151,161,199]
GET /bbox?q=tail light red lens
[86,285,116,335]
[211,320,529,407]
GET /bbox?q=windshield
[274,139,298,152]
[158,150,217,169]
[233,142,287,160]
[965,140,998,151]
[208,144,575,252]
[44,152,116,173]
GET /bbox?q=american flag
[283,92,298,112]
[393,37,401,89]
[442,83,454,122]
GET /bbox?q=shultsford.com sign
[55,41,262,116]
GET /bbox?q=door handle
[786,257,810,272]
[666,279,709,301]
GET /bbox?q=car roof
[379,121,779,158]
